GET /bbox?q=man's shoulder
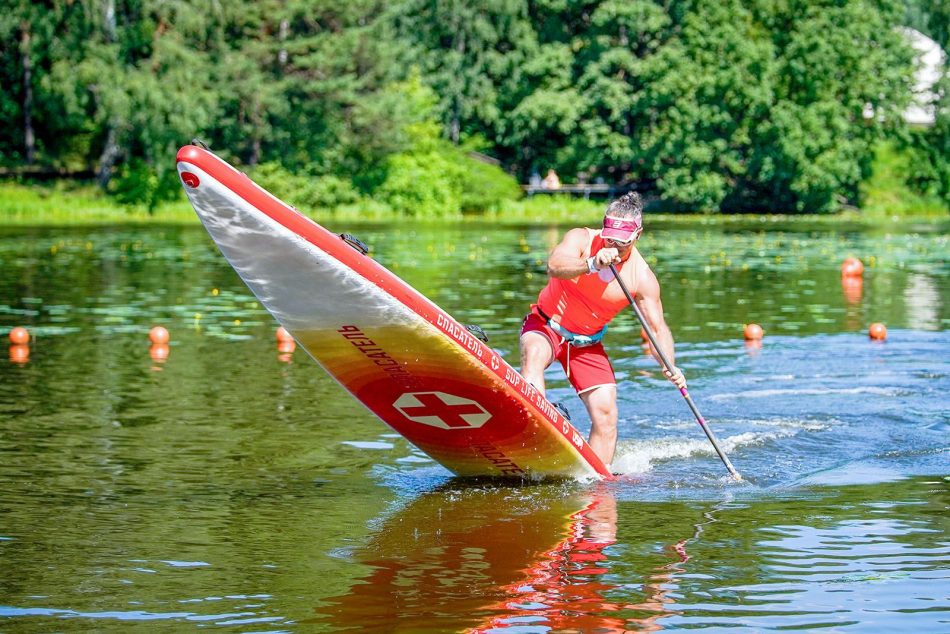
[632,248,660,292]
[633,247,654,270]
[561,227,595,243]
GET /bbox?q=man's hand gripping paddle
[608,263,742,482]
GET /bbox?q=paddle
[608,263,742,481]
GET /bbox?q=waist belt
[536,307,607,347]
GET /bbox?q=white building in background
[901,27,946,126]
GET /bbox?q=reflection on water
[311,483,687,633]
[0,222,948,631]
[473,489,685,634]
[905,273,941,330]
[311,478,949,633]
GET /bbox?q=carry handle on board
[465,324,489,343]
[336,232,489,345]
[339,233,369,255]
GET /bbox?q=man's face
[604,236,636,253]
[601,214,642,250]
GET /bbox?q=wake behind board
[176,144,610,480]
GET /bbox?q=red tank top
[536,230,642,335]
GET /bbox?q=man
[520,192,686,467]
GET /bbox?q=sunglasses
[601,216,642,246]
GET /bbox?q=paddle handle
[608,264,742,481]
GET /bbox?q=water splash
[612,425,809,476]
[709,386,905,401]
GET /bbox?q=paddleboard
[176,144,610,480]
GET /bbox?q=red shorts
[520,309,616,394]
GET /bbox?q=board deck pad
[177,145,610,479]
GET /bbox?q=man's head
[601,192,643,247]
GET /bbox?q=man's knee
[589,408,617,445]
[595,401,618,420]
[583,388,618,421]
[591,405,618,430]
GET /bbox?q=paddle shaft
[608,263,741,481]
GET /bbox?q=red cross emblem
[393,392,491,430]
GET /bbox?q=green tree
[629,0,775,211]
[751,0,915,212]
[0,0,93,168]
[372,75,521,216]
[392,0,535,146]
[495,40,583,179]
[60,1,222,206]
[0,3,37,165]
[489,0,915,212]
[903,1,950,209]
[906,0,950,46]
[565,1,672,179]
[254,1,413,179]
[0,0,928,215]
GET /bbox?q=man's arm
[634,265,687,389]
[548,228,620,279]
[547,228,592,279]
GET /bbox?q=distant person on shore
[541,169,561,190]
[519,191,686,467]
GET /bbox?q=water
[0,221,948,632]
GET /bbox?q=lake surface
[1,220,948,632]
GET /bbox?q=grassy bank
[0,181,196,225]
[2,142,946,227]
[2,180,946,229]
[0,180,611,226]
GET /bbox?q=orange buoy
[9,344,29,363]
[841,257,864,278]
[276,326,294,343]
[743,323,764,340]
[150,343,170,361]
[149,326,170,344]
[868,322,887,340]
[8,326,29,344]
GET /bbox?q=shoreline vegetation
[4,3,949,225]
[1,142,946,228]
[1,179,945,229]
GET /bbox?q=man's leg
[520,331,554,395]
[580,385,619,466]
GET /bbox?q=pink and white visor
[601,215,642,243]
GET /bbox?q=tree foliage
[0,0,942,214]
[903,1,950,206]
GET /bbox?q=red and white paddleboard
[176,144,610,480]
